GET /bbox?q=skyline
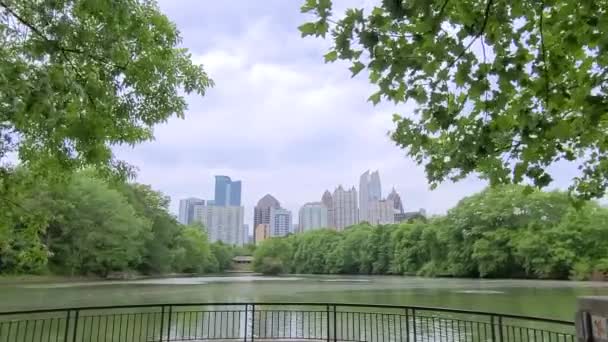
[114,0,582,228]
[180,170,414,231]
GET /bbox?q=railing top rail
[0,301,574,325]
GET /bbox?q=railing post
[412,309,416,342]
[405,309,410,342]
[159,306,165,342]
[244,304,248,342]
[333,305,337,342]
[326,305,330,342]
[491,316,496,342]
[251,304,255,342]
[71,309,79,342]
[63,310,71,342]
[166,305,173,340]
[498,316,503,342]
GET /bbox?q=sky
[113,0,579,229]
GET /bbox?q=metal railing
[0,302,575,342]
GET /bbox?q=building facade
[387,187,404,214]
[333,185,358,230]
[214,175,242,206]
[368,199,395,225]
[298,202,328,232]
[193,205,245,245]
[254,194,280,229]
[321,190,335,228]
[359,170,382,223]
[178,197,205,225]
[254,224,270,244]
[269,207,292,237]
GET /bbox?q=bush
[256,257,284,275]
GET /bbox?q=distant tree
[253,238,294,273]
[256,257,285,275]
[210,242,234,272]
[172,225,214,274]
[48,173,151,277]
[300,0,608,200]
[115,183,181,274]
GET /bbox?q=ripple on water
[453,290,505,294]
[19,276,303,288]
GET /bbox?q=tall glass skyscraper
[214,175,242,206]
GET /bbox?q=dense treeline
[0,169,236,277]
[254,186,608,280]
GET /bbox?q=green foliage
[256,257,285,275]
[210,242,234,273]
[300,0,608,200]
[254,185,608,280]
[47,173,151,276]
[172,225,214,274]
[253,238,294,273]
[1,169,218,277]
[0,0,212,193]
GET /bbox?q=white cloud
[115,0,492,229]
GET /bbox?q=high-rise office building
[298,202,328,232]
[253,194,281,240]
[254,194,280,228]
[387,187,404,214]
[333,185,358,230]
[269,207,292,237]
[321,190,335,228]
[214,175,242,206]
[254,224,270,244]
[368,199,395,224]
[359,170,382,223]
[178,197,205,224]
[193,204,245,245]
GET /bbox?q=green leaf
[368,92,382,105]
[298,22,317,37]
[324,50,338,62]
[349,61,365,77]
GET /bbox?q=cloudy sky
[114,0,578,229]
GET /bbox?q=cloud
[120,0,583,229]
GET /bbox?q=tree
[0,0,212,189]
[48,173,151,276]
[253,238,294,274]
[442,185,571,277]
[256,257,285,275]
[210,242,234,273]
[299,0,608,200]
[115,183,181,274]
[172,224,214,274]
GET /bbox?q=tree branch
[446,0,494,70]
[539,0,549,109]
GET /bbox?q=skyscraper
[359,170,382,223]
[214,175,242,206]
[321,190,335,229]
[299,202,328,232]
[254,194,280,228]
[193,204,245,245]
[387,187,404,214]
[368,199,395,224]
[333,185,358,230]
[253,194,281,240]
[269,207,292,237]
[178,197,205,224]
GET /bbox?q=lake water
[2,275,608,320]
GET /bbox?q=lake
[2,275,608,320]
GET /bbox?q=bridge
[0,302,575,342]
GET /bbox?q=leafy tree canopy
[299,0,608,200]
[0,0,212,185]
